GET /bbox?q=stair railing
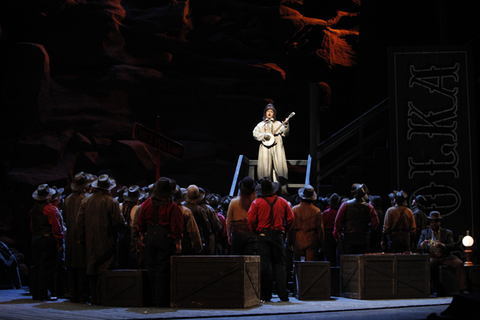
[316,98,390,186]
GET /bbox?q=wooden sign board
[133,122,184,161]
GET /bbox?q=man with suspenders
[247,179,294,302]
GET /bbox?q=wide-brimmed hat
[186,185,204,203]
[153,177,176,199]
[351,183,369,199]
[71,171,96,191]
[220,195,233,211]
[91,174,116,191]
[415,195,427,209]
[255,179,279,197]
[32,184,55,201]
[369,195,382,209]
[388,190,399,202]
[239,177,257,195]
[123,185,146,202]
[206,193,222,209]
[173,185,187,203]
[298,185,317,201]
[328,193,341,209]
[51,186,64,201]
[427,211,442,220]
[394,190,408,206]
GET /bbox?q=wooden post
[310,83,319,190]
[156,116,161,181]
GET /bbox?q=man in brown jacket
[288,185,324,261]
[381,190,416,253]
[77,174,125,305]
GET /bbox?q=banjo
[262,112,295,147]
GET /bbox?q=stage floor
[0,287,458,320]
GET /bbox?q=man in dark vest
[333,183,379,254]
[248,179,294,302]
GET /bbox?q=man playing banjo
[253,103,294,195]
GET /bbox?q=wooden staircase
[316,98,392,198]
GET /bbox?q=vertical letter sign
[389,46,477,238]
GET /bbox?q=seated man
[417,211,468,295]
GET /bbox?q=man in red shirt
[30,184,64,301]
[136,177,183,307]
[248,179,294,302]
[322,193,341,266]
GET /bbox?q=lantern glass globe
[462,235,474,247]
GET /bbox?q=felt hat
[91,174,116,191]
[255,179,279,197]
[415,194,427,210]
[427,211,442,220]
[71,171,96,191]
[369,195,383,209]
[328,193,341,209]
[239,177,257,195]
[298,185,317,201]
[153,177,176,199]
[123,185,146,202]
[186,185,204,203]
[394,190,408,206]
[32,184,55,201]
[51,186,64,201]
[206,193,222,209]
[351,183,369,199]
[173,185,187,203]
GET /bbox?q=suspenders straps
[260,196,278,229]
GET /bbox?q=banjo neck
[272,112,295,135]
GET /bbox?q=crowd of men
[28,173,469,305]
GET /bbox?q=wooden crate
[101,269,151,307]
[294,261,330,300]
[171,255,260,308]
[341,254,430,299]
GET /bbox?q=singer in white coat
[252,103,291,193]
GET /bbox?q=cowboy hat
[239,177,257,195]
[91,174,116,191]
[255,179,279,197]
[427,211,442,220]
[123,185,146,202]
[186,184,204,203]
[206,193,222,209]
[298,185,317,201]
[51,186,64,201]
[394,190,408,206]
[153,177,176,199]
[32,184,55,201]
[71,171,96,191]
[328,193,341,209]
